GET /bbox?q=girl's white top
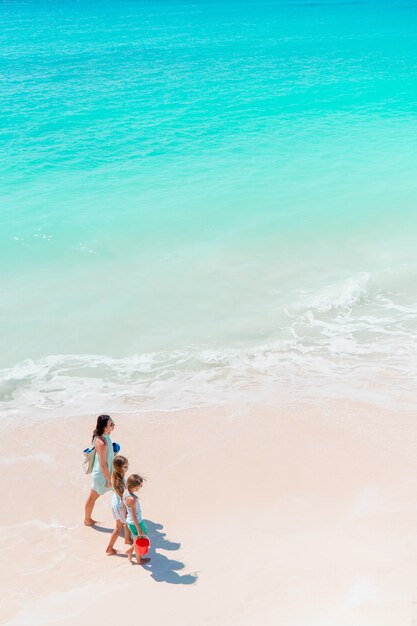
[123,488,142,525]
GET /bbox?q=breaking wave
[1,270,417,423]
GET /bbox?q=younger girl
[105,455,130,555]
[124,473,149,564]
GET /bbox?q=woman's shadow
[141,520,197,585]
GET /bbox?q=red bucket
[135,536,150,556]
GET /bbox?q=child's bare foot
[138,557,150,565]
[84,518,98,526]
[124,538,133,545]
[106,548,117,556]
[126,548,134,563]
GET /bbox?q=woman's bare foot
[106,548,117,555]
[84,518,98,526]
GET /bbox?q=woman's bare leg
[84,489,100,525]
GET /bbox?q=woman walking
[84,414,115,526]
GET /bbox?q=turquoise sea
[1,0,417,418]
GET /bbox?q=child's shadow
[142,520,197,585]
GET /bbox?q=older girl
[106,455,130,554]
[84,414,115,526]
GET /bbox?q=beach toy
[112,442,120,454]
[135,536,150,556]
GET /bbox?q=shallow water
[1,0,417,417]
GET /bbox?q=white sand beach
[2,401,417,626]
[3,0,417,624]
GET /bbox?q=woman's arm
[95,438,111,486]
[126,496,144,536]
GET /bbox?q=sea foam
[1,271,416,423]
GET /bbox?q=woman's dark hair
[92,414,111,442]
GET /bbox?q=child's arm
[126,496,144,537]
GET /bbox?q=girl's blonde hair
[112,455,128,500]
[126,473,145,492]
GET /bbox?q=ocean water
[1,0,417,418]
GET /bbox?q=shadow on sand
[90,519,197,584]
[141,519,198,585]
[90,524,113,534]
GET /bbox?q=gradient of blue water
[1,0,417,415]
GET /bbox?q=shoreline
[2,401,417,625]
